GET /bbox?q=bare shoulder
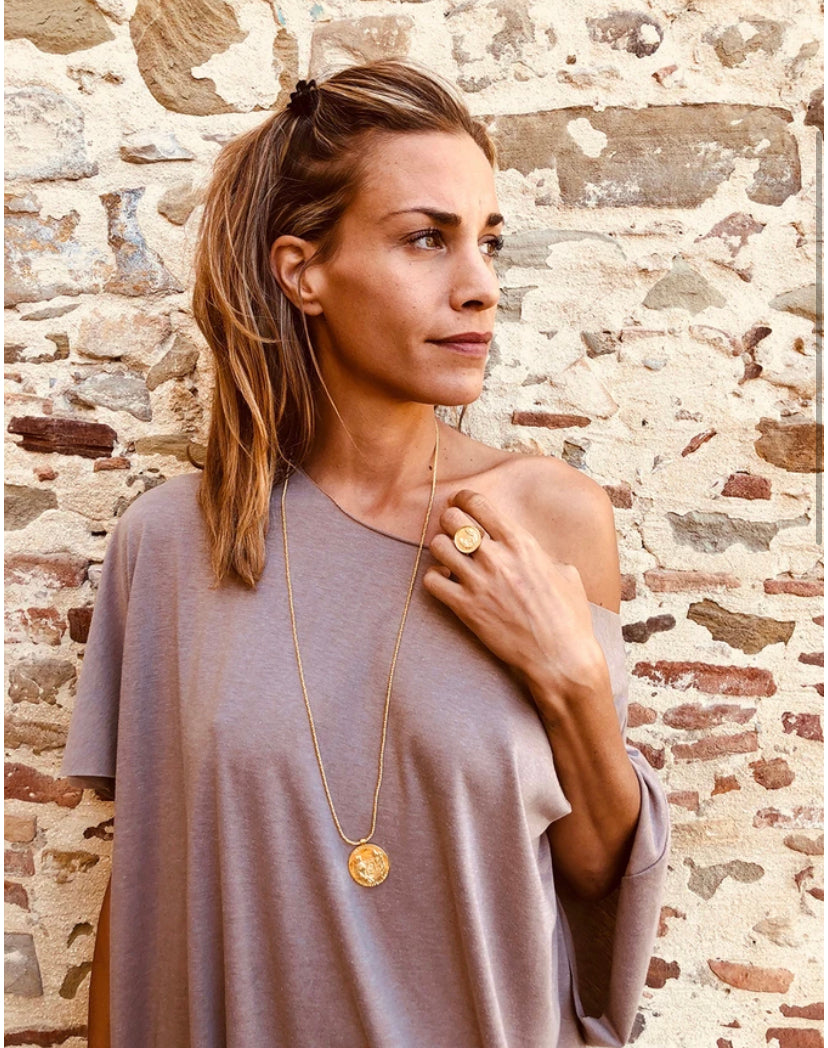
[483,452,622,614]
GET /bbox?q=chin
[424,374,485,408]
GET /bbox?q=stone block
[706,20,785,68]
[4,210,110,308]
[490,105,800,208]
[66,370,152,421]
[101,188,184,297]
[309,16,413,75]
[7,657,77,704]
[4,485,58,530]
[4,88,97,182]
[146,333,200,389]
[587,12,663,57]
[644,260,726,314]
[4,932,43,997]
[686,859,764,900]
[120,130,195,164]
[4,0,114,54]
[805,86,823,133]
[686,599,795,654]
[755,418,823,473]
[130,0,246,115]
[157,181,202,226]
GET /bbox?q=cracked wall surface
[4,1,824,1046]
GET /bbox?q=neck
[301,399,439,512]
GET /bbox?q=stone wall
[4,1,823,1045]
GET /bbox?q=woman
[62,60,669,1047]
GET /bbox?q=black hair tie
[288,78,320,119]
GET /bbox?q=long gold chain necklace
[280,418,440,887]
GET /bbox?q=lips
[429,332,492,357]
[431,332,492,345]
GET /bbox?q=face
[303,131,502,408]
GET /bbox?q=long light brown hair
[192,60,496,589]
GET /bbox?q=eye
[480,235,504,259]
[406,228,444,250]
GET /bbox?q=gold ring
[453,525,483,555]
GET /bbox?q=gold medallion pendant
[348,843,390,887]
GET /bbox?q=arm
[530,654,641,900]
[423,465,640,899]
[88,873,111,1048]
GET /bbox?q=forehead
[350,131,498,222]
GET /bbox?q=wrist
[523,642,612,727]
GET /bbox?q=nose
[448,240,500,313]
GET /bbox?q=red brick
[750,757,795,790]
[799,651,824,666]
[4,1027,87,1047]
[663,702,756,729]
[712,774,741,795]
[794,865,814,890]
[780,1003,824,1020]
[8,415,117,458]
[4,880,29,909]
[628,702,657,727]
[646,956,680,988]
[4,606,66,646]
[764,576,823,597]
[668,791,699,812]
[807,887,824,901]
[754,807,823,829]
[4,847,34,877]
[630,740,665,769]
[604,482,633,509]
[782,713,823,742]
[644,568,740,593]
[4,762,83,807]
[4,552,88,588]
[708,959,793,992]
[633,660,776,696]
[67,605,94,643]
[94,455,130,471]
[722,472,772,499]
[681,429,717,456]
[765,1029,824,1048]
[717,1040,734,1048]
[657,905,686,937]
[673,730,758,761]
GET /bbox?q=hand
[422,488,609,717]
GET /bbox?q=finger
[429,532,479,584]
[439,505,491,551]
[448,489,511,544]
[422,564,464,610]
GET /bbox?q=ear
[269,236,324,316]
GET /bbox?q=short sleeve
[60,514,133,802]
[557,606,670,1047]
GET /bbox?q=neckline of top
[290,466,620,620]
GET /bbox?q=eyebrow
[384,207,505,228]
